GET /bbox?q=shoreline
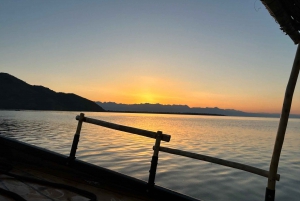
[1,109,300,119]
[103,110,226,116]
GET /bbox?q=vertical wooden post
[265,44,300,201]
[147,131,162,190]
[68,113,85,163]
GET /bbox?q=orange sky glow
[64,75,299,114]
[1,1,300,114]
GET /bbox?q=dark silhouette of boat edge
[0,135,200,201]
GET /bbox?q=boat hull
[0,135,200,201]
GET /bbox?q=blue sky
[1,1,299,113]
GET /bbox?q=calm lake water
[0,111,299,201]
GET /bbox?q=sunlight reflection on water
[0,111,299,201]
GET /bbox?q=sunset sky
[1,1,299,114]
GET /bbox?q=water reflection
[0,111,299,201]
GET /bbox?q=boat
[0,1,299,201]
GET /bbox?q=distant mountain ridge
[0,73,104,112]
[96,102,300,118]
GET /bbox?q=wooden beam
[268,44,300,190]
[76,116,171,142]
[158,146,280,181]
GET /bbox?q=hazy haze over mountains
[96,102,300,118]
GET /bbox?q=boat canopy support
[265,44,300,201]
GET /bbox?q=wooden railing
[75,115,171,142]
[68,113,169,189]
[69,113,280,193]
[157,146,280,181]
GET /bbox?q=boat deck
[0,157,148,201]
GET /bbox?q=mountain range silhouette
[96,102,300,118]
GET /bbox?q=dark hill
[0,73,105,112]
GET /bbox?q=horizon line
[95,101,300,115]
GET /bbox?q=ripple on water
[0,111,299,201]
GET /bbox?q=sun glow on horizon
[67,73,300,114]
[49,74,300,114]
[137,92,156,103]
